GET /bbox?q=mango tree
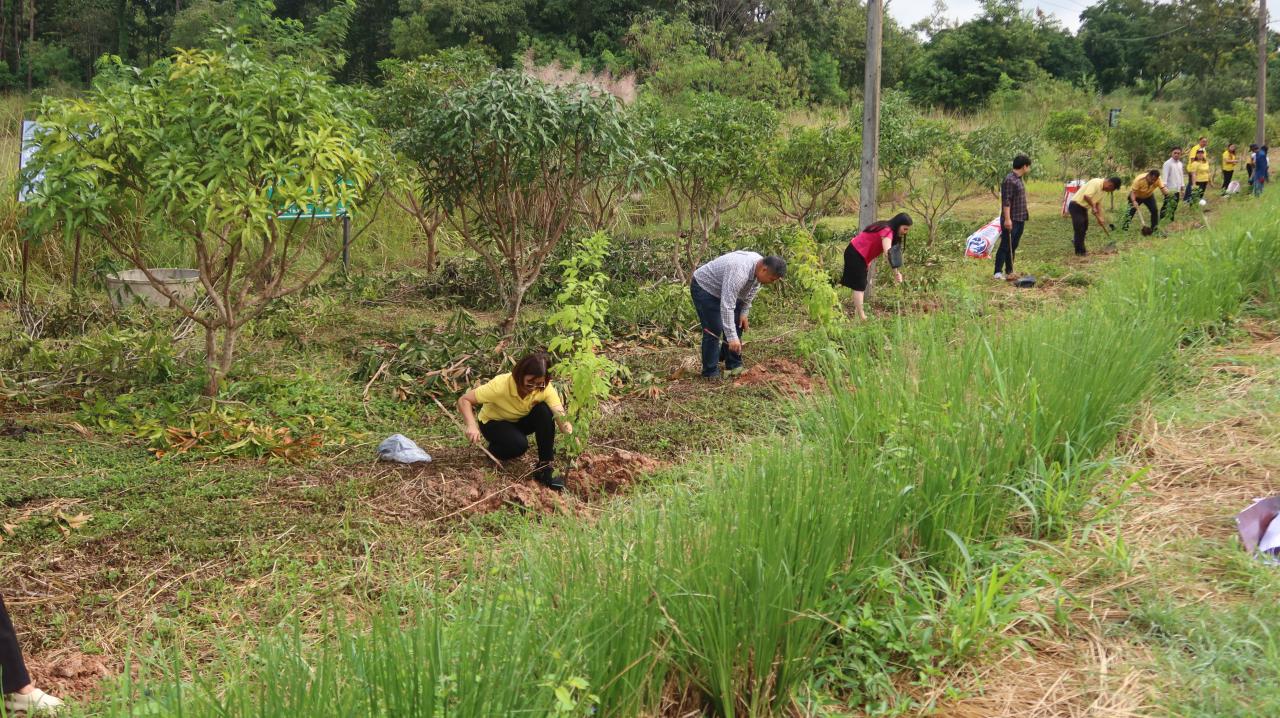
[761,123,860,229]
[21,47,377,395]
[1044,109,1103,180]
[642,92,777,278]
[398,71,641,334]
[901,119,982,246]
[373,47,492,271]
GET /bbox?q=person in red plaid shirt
[994,154,1031,280]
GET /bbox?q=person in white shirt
[1160,147,1185,223]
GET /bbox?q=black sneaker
[534,465,565,491]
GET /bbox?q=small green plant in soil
[547,231,625,457]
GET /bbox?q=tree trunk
[24,0,32,91]
[203,325,219,396]
[500,279,527,337]
[71,232,81,288]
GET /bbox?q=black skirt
[840,244,869,292]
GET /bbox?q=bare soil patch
[732,358,817,394]
[23,650,114,704]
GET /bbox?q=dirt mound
[732,358,816,393]
[566,449,664,495]
[26,651,112,701]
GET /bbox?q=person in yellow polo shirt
[1221,143,1239,191]
[458,353,574,490]
[1123,169,1167,232]
[1068,176,1122,256]
[1186,149,1211,201]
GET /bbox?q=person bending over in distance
[1186,149,1210,201]
[458,353,573,491]
[2,594,65,714]
[1251,146,1269,197]
[1123,169,1167,233]
[1068,177,1121,256]
[994,154,1031,280]
[1160,147,1185,223]
[840,213,910,320]
[1221,143,1239,191]
[689,251,786,379]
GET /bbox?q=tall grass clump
[98,199,1280,717]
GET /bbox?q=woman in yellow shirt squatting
[1123,169,1168,234]
[1221,143,1240,192]
[457,353,574,491]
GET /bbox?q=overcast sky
[887,0,1091,34]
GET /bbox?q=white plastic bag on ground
[378,434,433,463]
[965,216,1002,259]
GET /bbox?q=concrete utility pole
[1259,0,1268,146]
[859,0,883,296]
[859,0,883,230]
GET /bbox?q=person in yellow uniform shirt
[1186,149,1211,201]
[458,353,574,490]
[1184,136,1209,200]
[1221,143,1239,191]
[1123,169,1167,233]
[1068,176,1122,256]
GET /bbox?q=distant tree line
[0,0,1274,123]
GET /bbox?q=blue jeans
[690,279,743,378]
[993,220,1024,275]
[1253,179,1266,197]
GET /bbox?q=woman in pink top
[840,212,911,320]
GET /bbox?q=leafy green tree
[964,125,1041,194]
[374,47,493,270]
[1209,100,1256,149]
[623,15,800,107]
[906,0,1046,110]
[1107,117,1180,171]
[391,0,532,61]
[642,91,778,277]
[760,123,859,228]
[170,0,238,49]
[1044,109,1104,179]
[1079,0,1157,94]
[22,47,378,395]
[398,71,642,333]
[900,120,981,246]
[874,89,921,191]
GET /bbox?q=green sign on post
[269,180,354,268]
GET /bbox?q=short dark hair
[1146,169,1159,178]
[1012,154,1031,170]
[761,255,787,279]
[1263,145,1270,152]
[1106,176,1123,189]
[1171,146,1183,153]
[1199,136,1207,141]
[1250,143,1259,151]
[512,353,551,386]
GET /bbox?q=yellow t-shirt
[1186,157,1211,180]
[1073,177,1108,208]
[1130,174,1165,200]
[473,372,563,423]
[1187,143,1209,160]
[1222,150,1238,171]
